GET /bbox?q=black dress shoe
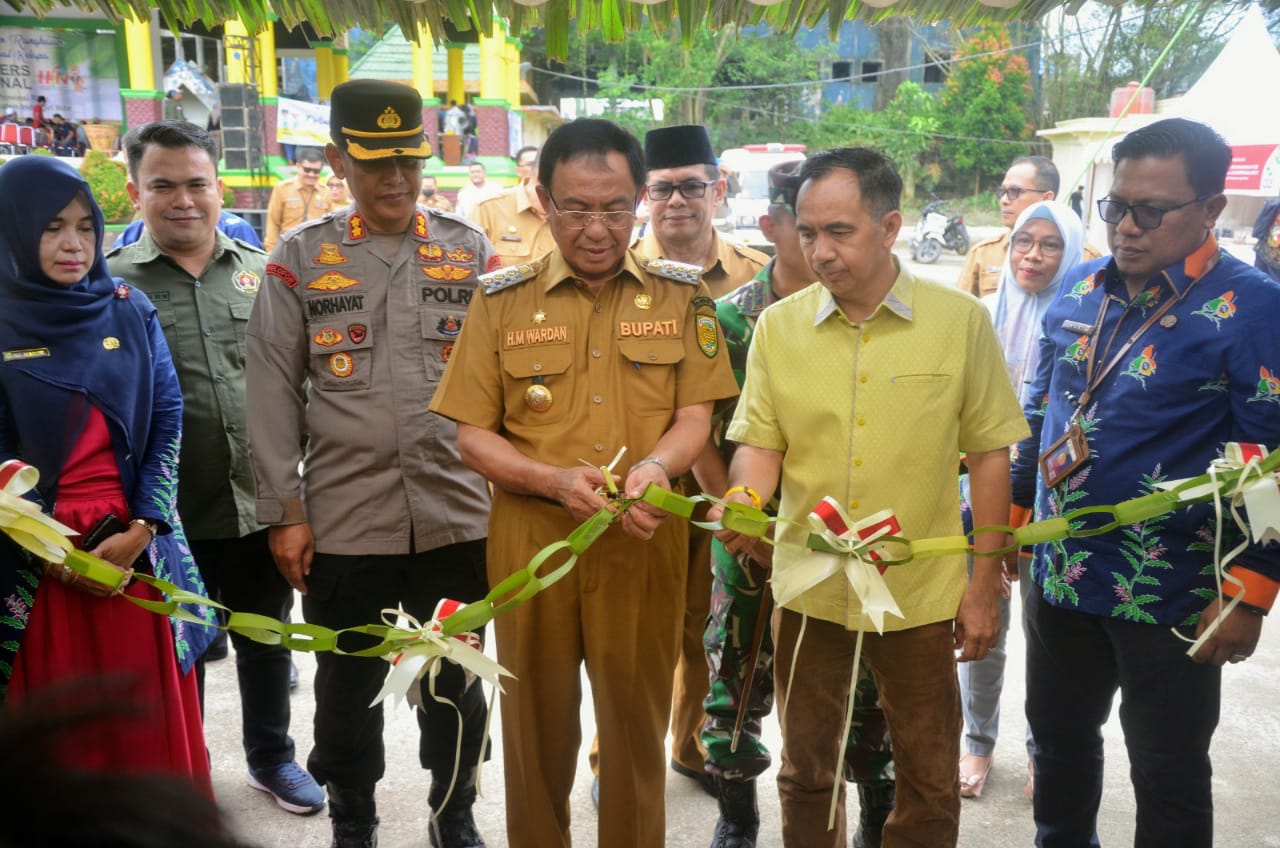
[670,759,717,798]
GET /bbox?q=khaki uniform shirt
[636,231,769,298]
[959,230,1104,297]
[265,177,336,251]
[430,248,739,471]
[468,186,555,268]
[422,193,454,213]
[246,206,496,555]
[106,230,264,541]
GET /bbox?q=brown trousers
[490,491,687,848]
[774,610,961,848]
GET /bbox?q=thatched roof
[4,0,1269,59]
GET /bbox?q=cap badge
[376,107,402,130]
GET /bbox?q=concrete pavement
[205,591,1280,847]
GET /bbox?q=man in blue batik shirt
[1011,118,1280,848]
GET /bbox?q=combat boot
[851,780,895,848]
[326,783,378,848]
[428,766,486,848]
[709,776,758,848]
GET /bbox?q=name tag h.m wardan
[505,326,569,347]
[307,294,366,318]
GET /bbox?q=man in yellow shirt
[264,147,334,251]
[712,148,1029,847]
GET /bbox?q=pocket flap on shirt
[229,300,255,321]
[501,345,573,379]
[618,338,686,366]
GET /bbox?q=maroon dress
[7,406,210,794]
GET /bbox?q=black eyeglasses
[1096,194,1211,231]
[646,179,716,202]
[546,193,636,230]
[300,166,323,175]
[995,186,1049,202]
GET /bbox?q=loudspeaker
[218,83,263,170]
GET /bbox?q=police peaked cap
[644,125,717,172]
[330,79,431,160]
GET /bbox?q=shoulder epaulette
[481,261,540,294]
[646,258,702,285]
[231,238,267,255]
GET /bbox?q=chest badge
[419,243,444,264]
[348,323,367,344]
[532,310,547,324]
[307,271,360,292]
[114,284,130,299]
[232,269,261,294]
[437,315,462,336]
[316,244,348,265]
[314,327,343,347]
[634,293,652,310]
[1159,314,1178,329]
[329,352,354,378]
[524,381,553,412]
[102,337,120,351]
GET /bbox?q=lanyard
[1075,259,1215,414]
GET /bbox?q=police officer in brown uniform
[634,125,768,795]
[469,145,555,268]
[430,118,738,848]
[246,79,496,848]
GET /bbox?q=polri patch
[307,272,360,292]
[696,315,719,358]
[437,315,462,336]
[485,254,503,273]
[419,244,444,263]
[446,246,475,263]
[232,269,261,294]
[267,262,299,289]
[347,214,367,241]
[348,323,367,344]
[414,211,429,238]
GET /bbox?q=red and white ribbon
[771,499,905,633]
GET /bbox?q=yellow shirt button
[594,442,604,452]
[593,395,603,404]
[861,334,870,343]
[592,349,602,358]
[859,375,868,384]
[854,458,863,467]
[857,417,866,426]
[850,501,859,510]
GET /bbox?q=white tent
[1169,4,1280,196]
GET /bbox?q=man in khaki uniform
[430,118,738,848]
[631,125,768,798]
[246,79,496,848]
[468,145,555,267]
[420,174,454,212]
[264,146,335,251]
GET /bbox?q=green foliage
[223,185,236,208]
[527,22,827,150]
[79,151,132,224]
[939,26,1033,196]
[27,147,54,157]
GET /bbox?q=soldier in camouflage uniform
[695,162,895,848]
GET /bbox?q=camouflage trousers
[700,538,895,784]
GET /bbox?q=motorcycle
[909,200,970,264]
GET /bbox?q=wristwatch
[131,518,158,540]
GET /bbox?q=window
[832,60,853,80]
[860,61,882,84]
[923,54,951,84]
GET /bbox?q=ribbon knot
[771,499,905,633]
[0,459,78,562]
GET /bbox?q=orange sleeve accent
[1222,567,1279,613]
[1008,504,1032,529]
